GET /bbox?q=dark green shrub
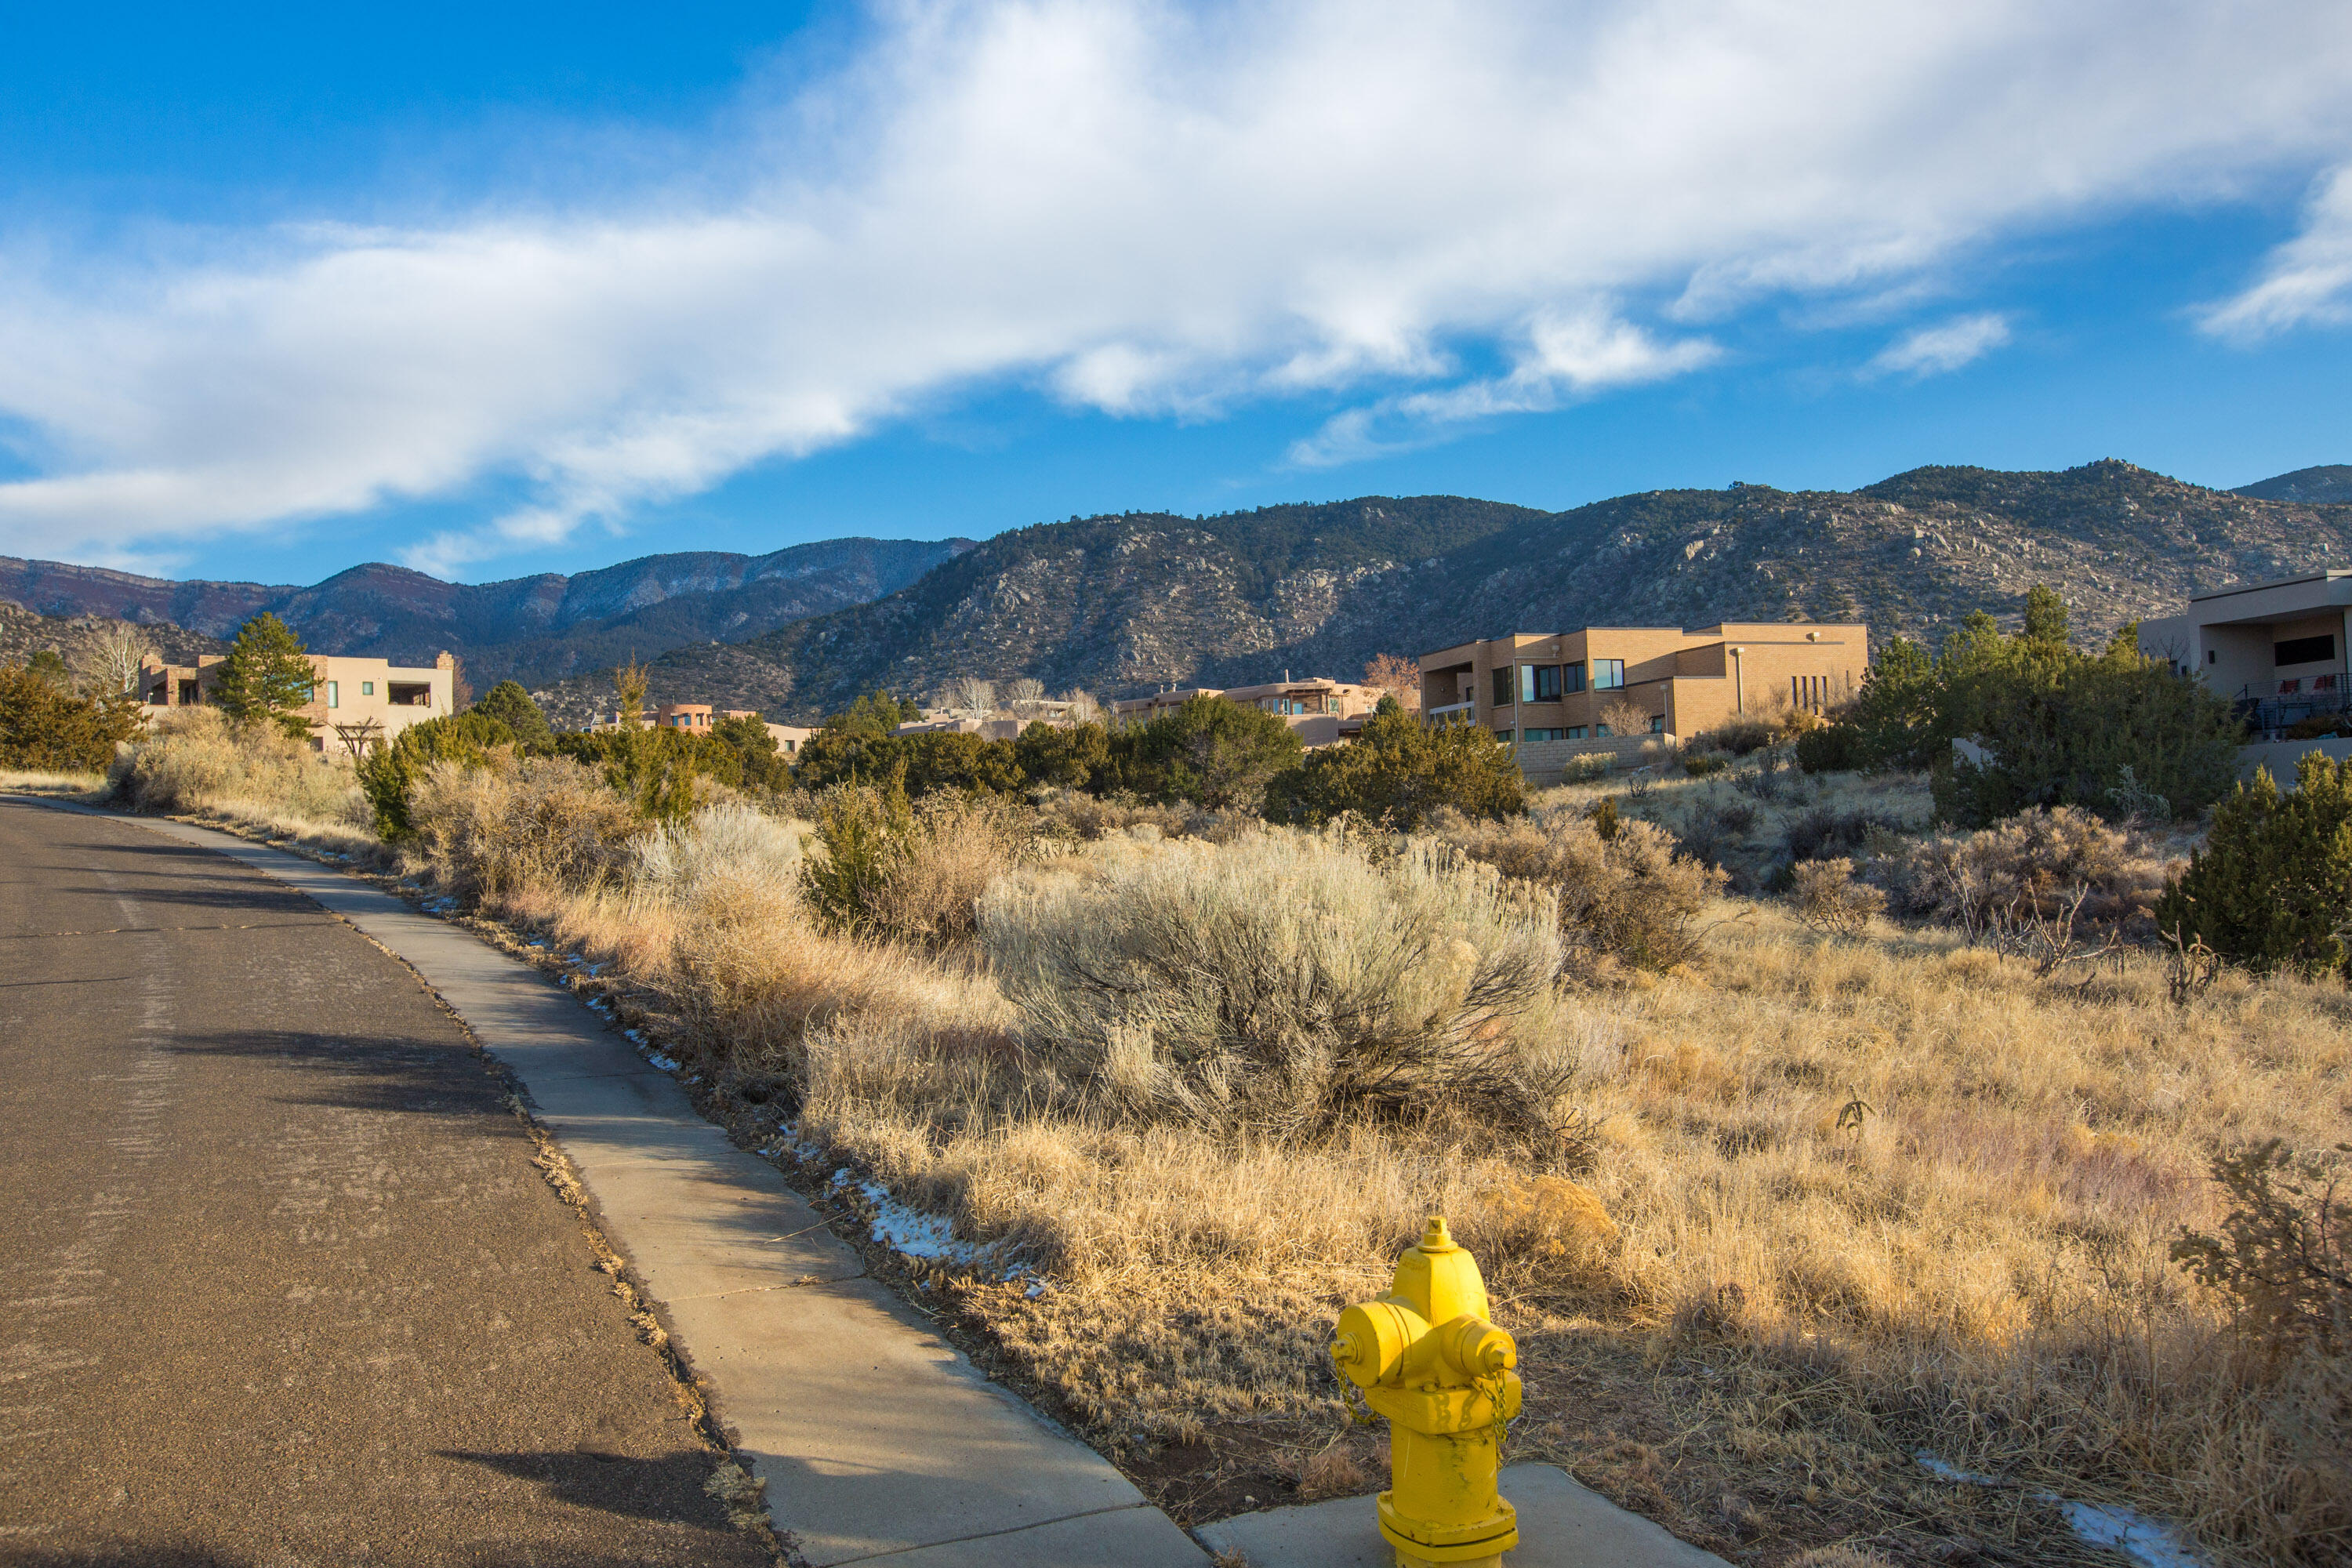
[470,680,554,746]
[1014,720,1110,789]
[2155,752,2352,980]
[551,726,739,821]
[1681,752,1727,778]
[1795,724,1864,774]
[1264,699,1522,828]
[1694,716,1777,757]
[0,667,141,771]
[356,710,516,837]
[1100,694,1303,810]
[800,768,915,936]
[710,713,792,791]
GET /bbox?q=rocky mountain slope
[0,603,227,681]
[0,536,971,691]
[532,459,2352,725]
[2235,464,2352,505]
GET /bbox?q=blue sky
[1,2,2347,589]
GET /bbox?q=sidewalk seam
[821,1501,1159,1564]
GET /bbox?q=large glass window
[325,681,338,710]
[1592,659,1625,690]
[1565,726,1587,739]
[1523,727,1563,742]
[1562,662,1585,692]
[1492,668,1513,706]
[1494,728,1514,743]
[2276,634,2336,666]
[1520,664,1564,702]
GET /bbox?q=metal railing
[2234,681,2350,739]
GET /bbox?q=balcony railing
[2235,679,2350,739]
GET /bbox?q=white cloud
[2199,163,2352,339]
[1287,308,1718,466]
[1864,311,2013,379]
[0,0,2347,574]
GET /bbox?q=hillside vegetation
[535,459,2352,725]
[54,687,2347,1568]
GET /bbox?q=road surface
[0,800,770,1567]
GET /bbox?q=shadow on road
[434,1447,746,1528]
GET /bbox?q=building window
[361,681,374,695]
[1520,664,1565,702]
[1565,726,1587,739]
[1492,668,1513,706]
[1563,662,1584,692]
[1592,659,1625,690]
[2276,634,2336,666]
[326,681,339,710]
[1595,724,1611,737]
[1522,728,1563,742]
[2205,651,2216,666]
[1494,728,1514,742]
[1650,714,1665,733]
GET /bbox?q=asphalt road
[0,800,771,1568]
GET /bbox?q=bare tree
[1062,689,1105,725]
[76,622,151,698]
[1004,676,1046,713]
[330,717,385,759]
[1361,653,1421,711]
[940,676,996,713]
[1598,697,1654,738]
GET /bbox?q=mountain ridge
[0,535,974,690]
[527,459,2352,726]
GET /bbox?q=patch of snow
[646,1054,681,1073]
[1913,1453,2208,1568]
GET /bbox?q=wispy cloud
[2199,163,2352,339]
[1865,311,2013,379]
[1288,309,1717,466]
[0,1,2347,574]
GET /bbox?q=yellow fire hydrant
[1330,1215,1522,1567]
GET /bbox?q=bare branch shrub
[938,676,996,713]
[1598,696,1653,738]
[2174,1141,2350,1361]
[1877,805,2174,942]
[1792,857,1885,938]
[1434,805,1726,972]
[982,830,1569,1146]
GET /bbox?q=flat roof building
[140,650,456,750]
[1417,622,1868,776]
[1112,677,1387,748]
[2139,571,2352,739]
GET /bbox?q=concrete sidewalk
[93,810,1206,1568]
[1196,1465,1736,1568]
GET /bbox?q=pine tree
[212,614,318,739]
[472,680,554,746]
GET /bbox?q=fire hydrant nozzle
[1331,1216,1522,1567]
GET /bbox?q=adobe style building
[1417,623,1869,775]
[140,650,457,749]
[1111,677,1386,747]
[597,702,811,754]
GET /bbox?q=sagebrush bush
[111,707,368,826]
[630,800,804,911]
[408,756,639,904]
[982,829,1569,1146]
[1791,857,1886,938]
[1434,805,1727,972]
[1879,804,2174,941]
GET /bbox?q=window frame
[1592,658,1625,690]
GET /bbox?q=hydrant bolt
[1330,1216,1521,1568]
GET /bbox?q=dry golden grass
[0,766,108,800]
[463,801,2350,1561]
[114,727,2344,1563]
